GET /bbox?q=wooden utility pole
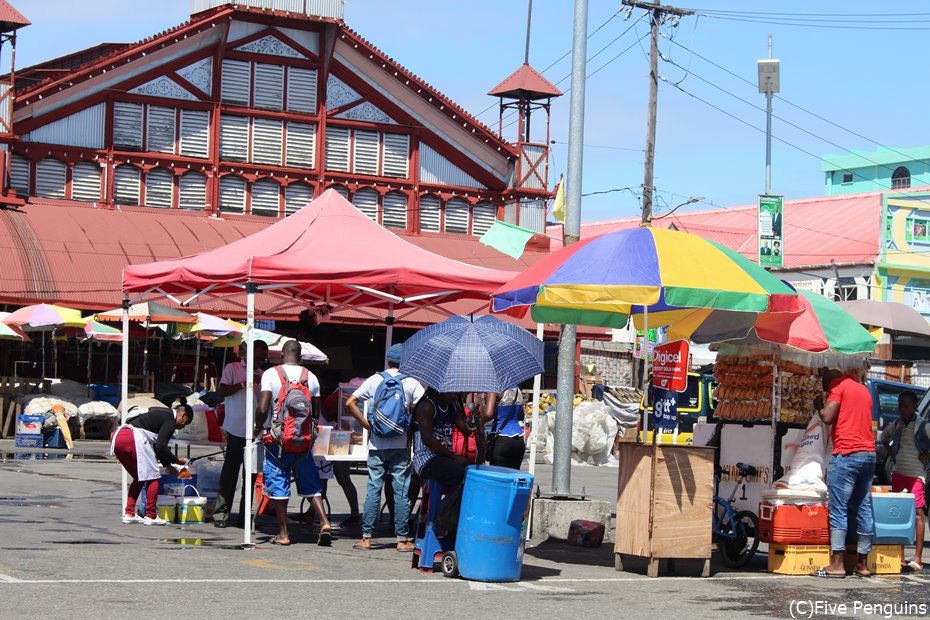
[622,1,693,224]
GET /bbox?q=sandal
[353,538,372,550]
[317,529,333,547]
[270,535,292,546]
[904,560,923,572]
[809,568,845,579]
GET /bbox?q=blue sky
[15,1,930,222]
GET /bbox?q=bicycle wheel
[720,510,760,569]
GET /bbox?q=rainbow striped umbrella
[492,227,798,328]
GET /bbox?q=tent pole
[642,306,650,441]
[384,302,395,368]
[244,284,257,548]
[193,337,201,392]
[120,295,130,518]
[526,322,544,541]
[41,331,46,379]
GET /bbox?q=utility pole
[552,0,588,497]
[758,36,780,195]
[621,1,693,224]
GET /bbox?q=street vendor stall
[119,189,519,547]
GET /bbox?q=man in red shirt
[812,369,876,578]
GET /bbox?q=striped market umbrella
[4,304,86,377]
[492,227,798,329]
[399,315,543,393]
[0,313,30,342]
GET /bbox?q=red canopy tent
[119,189,519,546]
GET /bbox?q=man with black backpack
[256,340,332,547]
[345,343,424,552]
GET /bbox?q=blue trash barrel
[456,465,534,582]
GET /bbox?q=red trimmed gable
[0,0,29,31]
[488,63,562,100]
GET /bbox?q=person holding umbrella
[412,389,471,490]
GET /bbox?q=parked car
[867,378,927,484]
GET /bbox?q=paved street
[1,442,928,619]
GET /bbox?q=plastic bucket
[180,497,207,524]
[456,465,534,582]
[159,473,199,498]
[156,495,178,523]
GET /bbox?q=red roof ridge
[0,0,29,30]
[488,63,563,99]
[337,25,515,156]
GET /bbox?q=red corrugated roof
[0,0,30,30]
[488,63,563,99]
[548,189,894,267]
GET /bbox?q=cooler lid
[761,488,827,500]
[466,464,534,485]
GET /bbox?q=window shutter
[219,114,249,162]
[382,191,407,230]
[250,178,280,216]
[353,130,380,176]
[146,106,176,154]
[472,202,496,236]
[382,132,409,178]
[221,59,251,106]
[286,67,317,114]
[71,161,101,202]
[179,109,210,158]
[444,197,468,234]
[178,171,207,210]
[35,158,67,199]
[253,63,284,111]
[285,182,313,215]
[10,154,30,195]
[113,102,143,150]
[419,194,441,232]
[352,187,379,222]
[324,126,350,171]
[219,175,246,213]
[145,168,174,208]
[113,164,141,205]
[251,117,283,165]
[285,122,315,168]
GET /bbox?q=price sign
[652,339,690,392]
[652,387,679,430]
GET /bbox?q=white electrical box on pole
[757,36,780,195]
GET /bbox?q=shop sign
[652,339,689,392]
[758,194,784,267]
[652,387,679,430]
[634,328,659,361]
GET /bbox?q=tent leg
[384,302,395,368]
[526,322,544,541]
[244,284,256,548]
[641,307,650,441]
[193,337,201,392]
[120,296,130,518]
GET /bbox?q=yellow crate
[767,544,831,575]
[844,545,903,575]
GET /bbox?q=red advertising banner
[651,340,690,392]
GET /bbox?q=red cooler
[759,489,829,545]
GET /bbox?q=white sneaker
[142,516,168,526]
[122,513,144,524]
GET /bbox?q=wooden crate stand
[615,443,715,577]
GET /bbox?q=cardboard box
[767,544,831,575]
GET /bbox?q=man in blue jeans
[345,343,424,552]
[813,369,876,578]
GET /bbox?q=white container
[312,426,332,457]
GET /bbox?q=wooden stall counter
[614,443,715,577]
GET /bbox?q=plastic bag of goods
[174,409,210,441]
[196,460,223,496]
[773,416,828,493]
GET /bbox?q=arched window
[219,175,246,214]
[419,194,441,232]
[178,172,207,210]
[251,178,281,217]
[892,166,911,189]
[10,154,30,196]
[444,197,469,234]
[113,164,141,205]
[472,202,496,236]
[144,167,174,208]
[382,191,407,230]
[352,187,379,222]
[285,182,313,215]
[34,158,67,199]
[71,162,102,202]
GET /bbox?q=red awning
[123,190,519,317]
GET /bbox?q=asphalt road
[1,442,928,619]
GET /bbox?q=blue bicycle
[713,462,760,568]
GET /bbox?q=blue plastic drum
[455,465,534,582]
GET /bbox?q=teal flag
[479,220,536,259]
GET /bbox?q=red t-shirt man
[826,375,875,455]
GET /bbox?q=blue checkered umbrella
[399,315,544,393]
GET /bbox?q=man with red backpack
[256,340,332,547]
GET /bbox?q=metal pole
[193,336,201,392]
[641,306,650,440]
[243,284,256,547]
[528,322,544,478]
[765,34,773,195]
[384,303,395,368]
[524,0,533,65]
[552,0,588,496]
[120,295,130,517]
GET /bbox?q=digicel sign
[651,340,690,392]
